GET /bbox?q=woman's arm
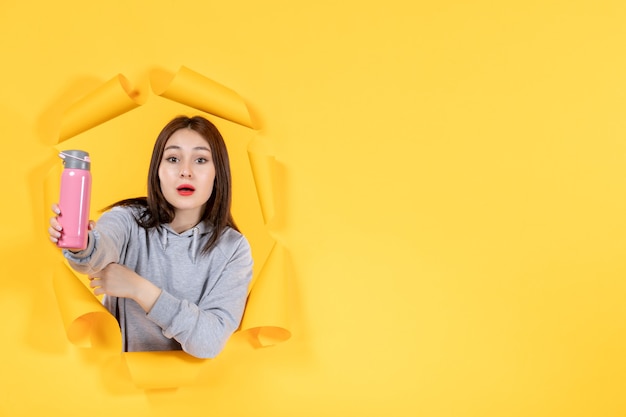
[88,263,162,312]
[145,236,253,359]
[61,207,134,275]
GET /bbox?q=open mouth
[177,184,195,196]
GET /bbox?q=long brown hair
[111,115,239,253]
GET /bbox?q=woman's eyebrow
[194,146,211,152]
[164,145,211,152]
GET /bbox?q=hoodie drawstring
[190,226,199,263]
[159,225,201,264]
[160,227,168,248]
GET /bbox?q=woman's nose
[179,166,191,177]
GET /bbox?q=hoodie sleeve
[146,234,253,359]
[62,207,133,275]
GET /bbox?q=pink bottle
[57,150,92,250]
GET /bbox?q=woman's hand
[48,203,95,247]
[89,263,162,312]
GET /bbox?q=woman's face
[158,128,216,223]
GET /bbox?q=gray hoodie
[63,206,253,359]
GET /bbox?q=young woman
[48,115,253,359]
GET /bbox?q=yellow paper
[247,137,276,225]
[151,66,255,129]
[43,161,61,220]
[59,74,146,142]
[123,351,207,390]
[240,242,291,346]
[52,261,121,351]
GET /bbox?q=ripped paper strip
[53,260,121,351]
[59,74,145,142]
[151,66,254,129]
[247,138,277,225]
[240,241,291,346]
[123,351,207,390]
[48,66,290,389]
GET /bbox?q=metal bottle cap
[59,150,91,170]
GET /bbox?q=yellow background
[2,1,626,416]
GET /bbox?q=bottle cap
[59,150,91,170]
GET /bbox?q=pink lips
[177,184,195,196]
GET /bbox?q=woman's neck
[170,210,202,233]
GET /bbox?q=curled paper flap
[52,259,207,388]
[151,66,255,129]
[247,138,276,225]
[241,242,291,346]
[44,161,62,220]
[59,74,145,142]
[123,351,206,390]
[52,261,121,351]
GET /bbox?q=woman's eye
[165,156,178,163]
[196,157,208,164]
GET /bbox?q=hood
[158,221,212,263]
